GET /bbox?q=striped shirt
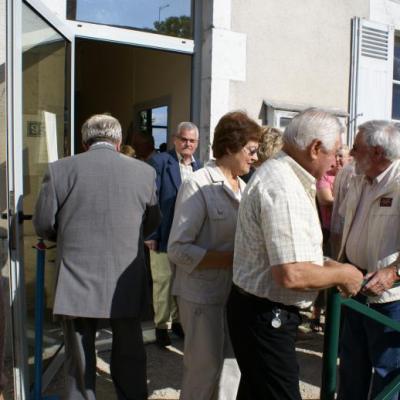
[177,151,195,182]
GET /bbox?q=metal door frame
[6,1,74,397]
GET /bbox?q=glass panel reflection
[22,3,69,382]
[152,106,168,126]
[67,0,193,39]
[394,37,400,82]
[153,127,167,149]
[392,83,400,120]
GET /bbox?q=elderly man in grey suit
[33,114,160,400]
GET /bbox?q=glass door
[7,1,74,398]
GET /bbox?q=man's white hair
[176,121,199,138]
[82,114,122,145]
[283,108,343,151]
[358,120,400,161]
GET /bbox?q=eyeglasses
[176,135,198,144]
[243,146,259,156]
[351,143,368,153]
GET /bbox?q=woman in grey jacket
[168,111,262,400]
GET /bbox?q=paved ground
[3,320,325,399]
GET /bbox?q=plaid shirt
[232,151,323,308]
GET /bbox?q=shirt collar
[89,141,116,150]
[176,151,195,165]
[372,161,394,185]
[277,151,317,196]
[206,160,246,196]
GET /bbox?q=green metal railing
[320,288,400,400]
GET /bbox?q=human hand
[361,267,397,297]
[144,240,158,251]
[337,263,364,297]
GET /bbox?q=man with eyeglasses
[337,121,400,400]
[145,122,202,347]
[227,108,363,400]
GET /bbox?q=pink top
[316,172,335,229]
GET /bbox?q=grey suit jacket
[168,161,245,305]
[33,143,160,318]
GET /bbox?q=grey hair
[81,114,122,145]
[358,120,400,161]
[283,108,343,151]
[176,121,199,138]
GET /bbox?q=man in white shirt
[227,108,363,400]
[337,120,400,400]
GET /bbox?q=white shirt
[339,160,400,303]
[345,163,394,270]
[176,151,195,182]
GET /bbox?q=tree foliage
[154,15,192,39]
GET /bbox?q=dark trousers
[338,295,400,400]
[62,317,147,400]
[227,285,302,400]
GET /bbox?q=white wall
[229,0,370,122]
[370,0,400,28]
[37,0,65,20]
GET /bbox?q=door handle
[1,211,33,222]
[18,211,33,223]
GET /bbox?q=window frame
[392,34,400,122]
[138,105,169,150]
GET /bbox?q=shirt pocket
[209,203,227,220]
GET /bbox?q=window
[393,36,400,120]
[139,105,168,150]
[264,101,347,143]
[67,0,193,39]
[272,110,298,129]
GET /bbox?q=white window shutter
[349,18,394,144]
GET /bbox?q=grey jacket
[168,161,245,305]
[33,143,160,318]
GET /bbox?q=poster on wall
[43,111,58,163]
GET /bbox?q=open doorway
[74,38,192,155]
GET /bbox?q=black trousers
[62,317,147,400]
[227,285,302,400]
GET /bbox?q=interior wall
[75,40,192,151]
[133,48,192,146]
[75,40,135,151]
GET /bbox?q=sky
[76,0,191,30]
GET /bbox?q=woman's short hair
[257,126,283,163]
[212,111,262,159]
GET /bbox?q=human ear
[373,146,385,161]
[309,139,322,160]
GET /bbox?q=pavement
[3,318,325,400]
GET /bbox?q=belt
[232,284,299,313]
